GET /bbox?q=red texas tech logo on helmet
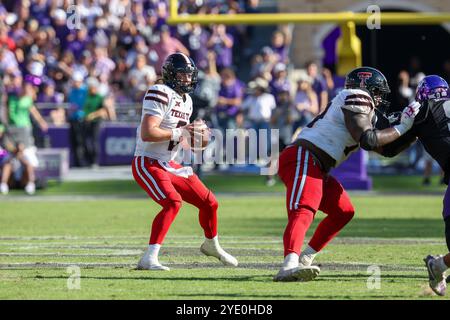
[357,72,372,88]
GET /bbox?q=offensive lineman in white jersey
[132,52,238,270]
[274,67,421,281]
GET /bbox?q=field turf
[0,175,447,300]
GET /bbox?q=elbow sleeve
[359,129,378,151]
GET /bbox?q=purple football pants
[444,184,450,220]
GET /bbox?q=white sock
[301,245,317,257]
[436,256,449,274]
[301,245,317,261]
[146,244,161,263]
[283,253,299,269]
[205,235,220,246]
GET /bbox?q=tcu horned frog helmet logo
[357,72,373,88]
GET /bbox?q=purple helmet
[415,75,449,103]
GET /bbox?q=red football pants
[278,145,355,257]
[132,156,218,245]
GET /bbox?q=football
[188,119,211,151]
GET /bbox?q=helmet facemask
[173,66,198,94]
[370,87,391,114]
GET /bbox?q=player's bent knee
[161,193,183,212]
[204,191,219,211]
[337,205,355,222]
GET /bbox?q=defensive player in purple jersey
[378,75,450,296]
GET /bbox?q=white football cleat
[0,183,9,195]
[273,265,320,282]
[200,239,238,267]
[299,253,315,267]
[136,257,170,271]
[424,255,447,296]
[25,182,35,195]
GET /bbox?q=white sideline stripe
[140,157,166,200]
[135,157,160,200]
[294,150,309,210]
[289,147,302,210]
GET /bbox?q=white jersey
[134,84,193,161]
[298,88,376,166]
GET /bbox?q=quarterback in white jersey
[274,67,421,282]
[132,53,238,271]
[135,83,193,162]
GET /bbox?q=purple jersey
[216,80,243,117]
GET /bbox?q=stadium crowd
[0,0,448,194]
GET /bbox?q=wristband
[171,128,183,141]
[393,124,406,136]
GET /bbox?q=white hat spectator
[87,77,100,88]
[52,9,67,21]
[72,71,84,82]
[5,13,17,25]
[248,77,269,91]
[273,62,287,73]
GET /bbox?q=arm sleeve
[378,129,417,157]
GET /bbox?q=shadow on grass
[225,218,446,238]
[32,274,271,282]
[318,274,426,281]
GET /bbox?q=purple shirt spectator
[186,25,209,71]
[66,40,88,62]
[311,76,327,106]
[207,25,234,70]
[272,45,288,64]
[216,69,244,118]
[30,0,51,26]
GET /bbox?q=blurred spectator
[191,51,221,120]
[149,25,189,74]
[271,86,293,149]
[270,62,290,102]
[408,56,425,90]
[93,47,116,84]
[292,75,319,131]
[5,81,47,195]
[0,123,13,195]
[255,46,278,81]
[66,28,90,62]
[30,0,51,27]
[51,8,70,49]
[0,44,19,76]
[242,77,276,151]
[84,77,107,167]
[322,67,338,101]
[7,80,48,141]
[242,77,277,186]
[68,72,88,167]
[270,26,292,64]
[128,54,156,98]
[207,24,234,71]
[184,23,209,71]
[397,70,414,106]
[37,79,66,126]
[306,61,328,112]
[214,68,244,132]
[0,23,16,50]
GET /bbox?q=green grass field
[0,175,448,300]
